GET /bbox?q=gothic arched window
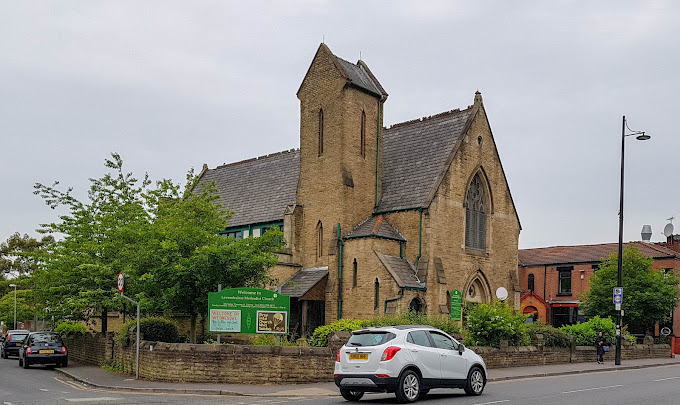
[318,108,324,156]
[374,278,380,310]
[360,110,366,157]
[528,273,535,292]
[316,221,323,258]
[409,298,423,314]
[465,173,487,250]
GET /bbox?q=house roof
[196,149,299,228]
[377,108,474,212]
[519,242,680,267]
[334,56,387,97]
[375,251,423,288]
[278,267,328,298]
[345,215,406,242]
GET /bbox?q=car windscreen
[30,334,62,345]
[8,334,27,342]
[347,332,396,347]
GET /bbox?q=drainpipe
[375,98,383,207]
[416,208,423,268]
[337,223,343,319]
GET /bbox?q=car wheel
[340,388,364,401]
[22,358,30,369]
[2,350,6,359]
[395,370,420,403]
[464,366,485,396]
[18,357,23,367]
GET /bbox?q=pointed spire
[474,90,483,106]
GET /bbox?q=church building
[196,44,522,336]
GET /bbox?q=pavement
[54,356,680,397]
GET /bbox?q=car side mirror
[458,344,465,355]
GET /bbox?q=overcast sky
[1,1,678,249]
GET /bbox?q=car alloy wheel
[396,370,420,403]
[464,367,485,396]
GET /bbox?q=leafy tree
[32,153,151,332]
[0,289,35,328]
[581,247,680,333]
[463,300,529,347]
[560,316,615,346]
[0,233,54,278]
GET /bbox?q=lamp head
[8,284,16,287]
[636,133,650,141]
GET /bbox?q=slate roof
[377,108,474,212]
[278,267,328,298]
[195,149,299,228]
[375,252,423,288]
[345,215,406,242]
[519,242,680,267]
[334,57,387,97]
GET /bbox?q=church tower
[295,44,387,318]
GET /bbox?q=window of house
[318,108,324,156]
[353,259,358,288]
[465,173,487,250]
[252,228,261,238]
[360,110,366,157]
[664,268,674,278]
[592,264,600,271]
[317,221,323,257]
[558,266,573,295]
[528,273,535,292]
[224,231,243,241]
[374,278,379,310]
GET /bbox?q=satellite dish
[496,287,508,302]
[664,223,674,238]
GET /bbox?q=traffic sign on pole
[117,272,125,293]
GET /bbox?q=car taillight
[336,349,341,362]
[61,346,67,354]
[26,347,32,355]
[381,346,401,361]
[6,334,10,341]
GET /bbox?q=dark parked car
[18,332,68,368]
[2,329,30,359]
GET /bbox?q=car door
[429,331,467,381]
[404,330,441,382]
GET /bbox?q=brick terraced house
[518,242,680,334]
[196,44,522,336]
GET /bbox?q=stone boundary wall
[62,333,671,383]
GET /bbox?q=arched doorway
[409,298,424,314]
[465,271,491,304]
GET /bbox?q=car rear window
[8,334,27,342]
[30,334,62,345]
[348,332,396,347]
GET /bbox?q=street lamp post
[8,284,17,330]
[616,116,650,365]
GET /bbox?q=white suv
[334,325,486,403]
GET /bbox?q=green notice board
[208,288,290,334]
[450,289,462,320]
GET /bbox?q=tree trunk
[101,307,108,334]
[190,314,197,344]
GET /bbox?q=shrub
[310,312,462,347]
[54,321,87,334]
[118,317,180,345]
[463,300,529,347]
[525,322,571,347]
[559,316,615,346]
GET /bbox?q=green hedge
[463,300,529,347]
[525,322,571,347]
[54,321,87,334]
[309,313,461,347]
[118,317,180,345]
[559,316,615,346]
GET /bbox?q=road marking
[562,384,623,394]
[40,388,49,391]
[474,400,510,405]
[654,376,680,381]
[4,402,13,405]
[65,398,120,403]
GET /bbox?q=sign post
[117,273,140,380]
[208,288,290,335]
[450,290,462,321]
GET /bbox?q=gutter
[384,289,404,313]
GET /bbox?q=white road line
[4,402,12,405]
[654,376,680,381]
[39,388,49,392]
[562,384,623,394]
[474,400,510,405]
[65,398,120,403]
